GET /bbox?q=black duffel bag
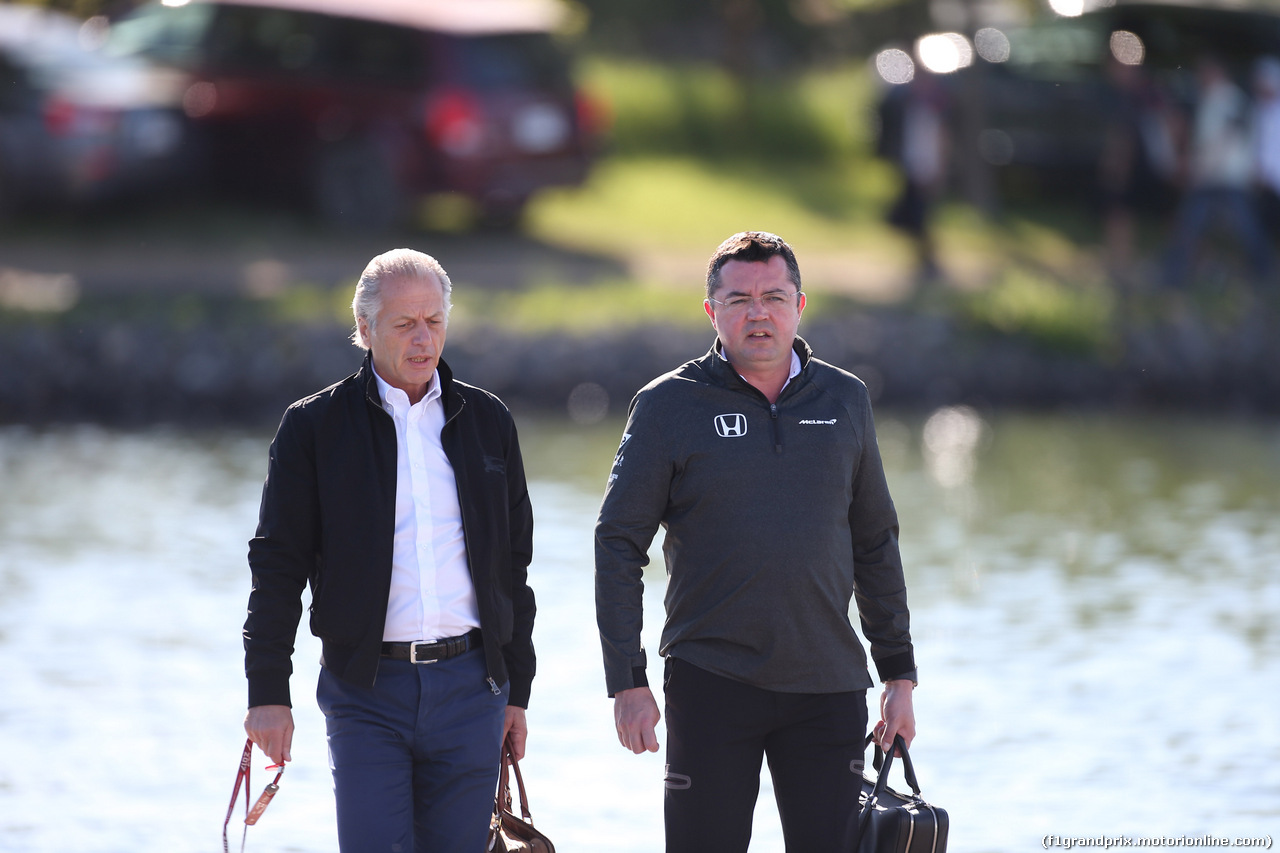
[855,733,949,853]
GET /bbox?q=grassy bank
[6,56,1268,362]
[5,57,1278,425]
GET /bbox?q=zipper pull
[487,677,501,695]
[770,403,782,454]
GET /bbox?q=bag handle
[495,738,534,823]
[855,732,916,845]
[864,732,922,796]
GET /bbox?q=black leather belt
[381,628,482,664]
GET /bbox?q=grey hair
[351,248,453,349]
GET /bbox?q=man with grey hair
[243,248,537,853]
[596,231,917,851]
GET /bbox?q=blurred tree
[575,0,934,74]
[29,0,938,71]
[9,0,141,19]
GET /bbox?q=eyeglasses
[223,739,286,853]
[707,290,803,314]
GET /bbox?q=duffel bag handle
[858,733,921,845]
[863,732,922,798]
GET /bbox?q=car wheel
[312,140,405,232]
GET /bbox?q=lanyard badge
[223,739,286,852]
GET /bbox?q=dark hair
[705,231,802,298]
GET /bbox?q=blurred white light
[975,27,1011,63]
[1109,30,1145,65]
[876,48,916,85]
[945,33,975,68]
[162,0,191,6]
[923,405,986,488]
[916,33,973,74]
[567,382,609,425]
[78,16,110,50]
[1048,0,1085,17]
[184,82,218,118]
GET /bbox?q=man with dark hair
[595,231,918,851]
[243,248,537,853]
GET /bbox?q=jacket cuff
[606,665,649,698]
[247,671,292,708]
[882,669,918,687]
[508,677,532,709]
[873,651,917,684]
[604,663,649,698]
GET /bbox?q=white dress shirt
[719,346,802,386]
[1190,79,1254,189]
[373,366,481,643]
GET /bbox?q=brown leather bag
[487,742,555,853]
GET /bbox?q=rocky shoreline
[3,306,1277,427]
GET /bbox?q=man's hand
[613,686,661,754]
[245,704,294,766]
[503,706,528,762]
[874,679,916,754]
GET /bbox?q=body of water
[1,410,1277,851]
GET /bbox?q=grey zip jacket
[595,337,915,696]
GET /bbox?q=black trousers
[663,657,869,853]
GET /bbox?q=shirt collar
[716,343,803,384]
[371,363,441,414]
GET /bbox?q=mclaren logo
[608,432,632,483]
[614,432,632,464]
[798,418,838,425]
[714,413,748,438]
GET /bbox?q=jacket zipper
[712,342,802,455]
[440,396,496,694]
[441,395,503,698]
[368,378,501,692]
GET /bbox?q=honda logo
[714,413,748,438]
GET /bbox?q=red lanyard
[223,739,285,853]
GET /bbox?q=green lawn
[0,55,1137,356]
[526,155,900,256]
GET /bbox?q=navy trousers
[316,649,508,853]
[662,657,868,853]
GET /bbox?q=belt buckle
[409,641,439,664]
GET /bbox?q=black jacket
[244,353,536,709]
[596,338,914,696]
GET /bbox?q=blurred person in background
[879,72,951,284]
[1253,56,1280,236]
[1162,55,1273,291]
[242,249,537,853]
[595,231,918,852]
[1099,54,1179,284]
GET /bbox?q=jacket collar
[358,351,460,417]
[702,335,813,391]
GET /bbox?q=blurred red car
[0,5,190,218]
[105,0,605,229]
